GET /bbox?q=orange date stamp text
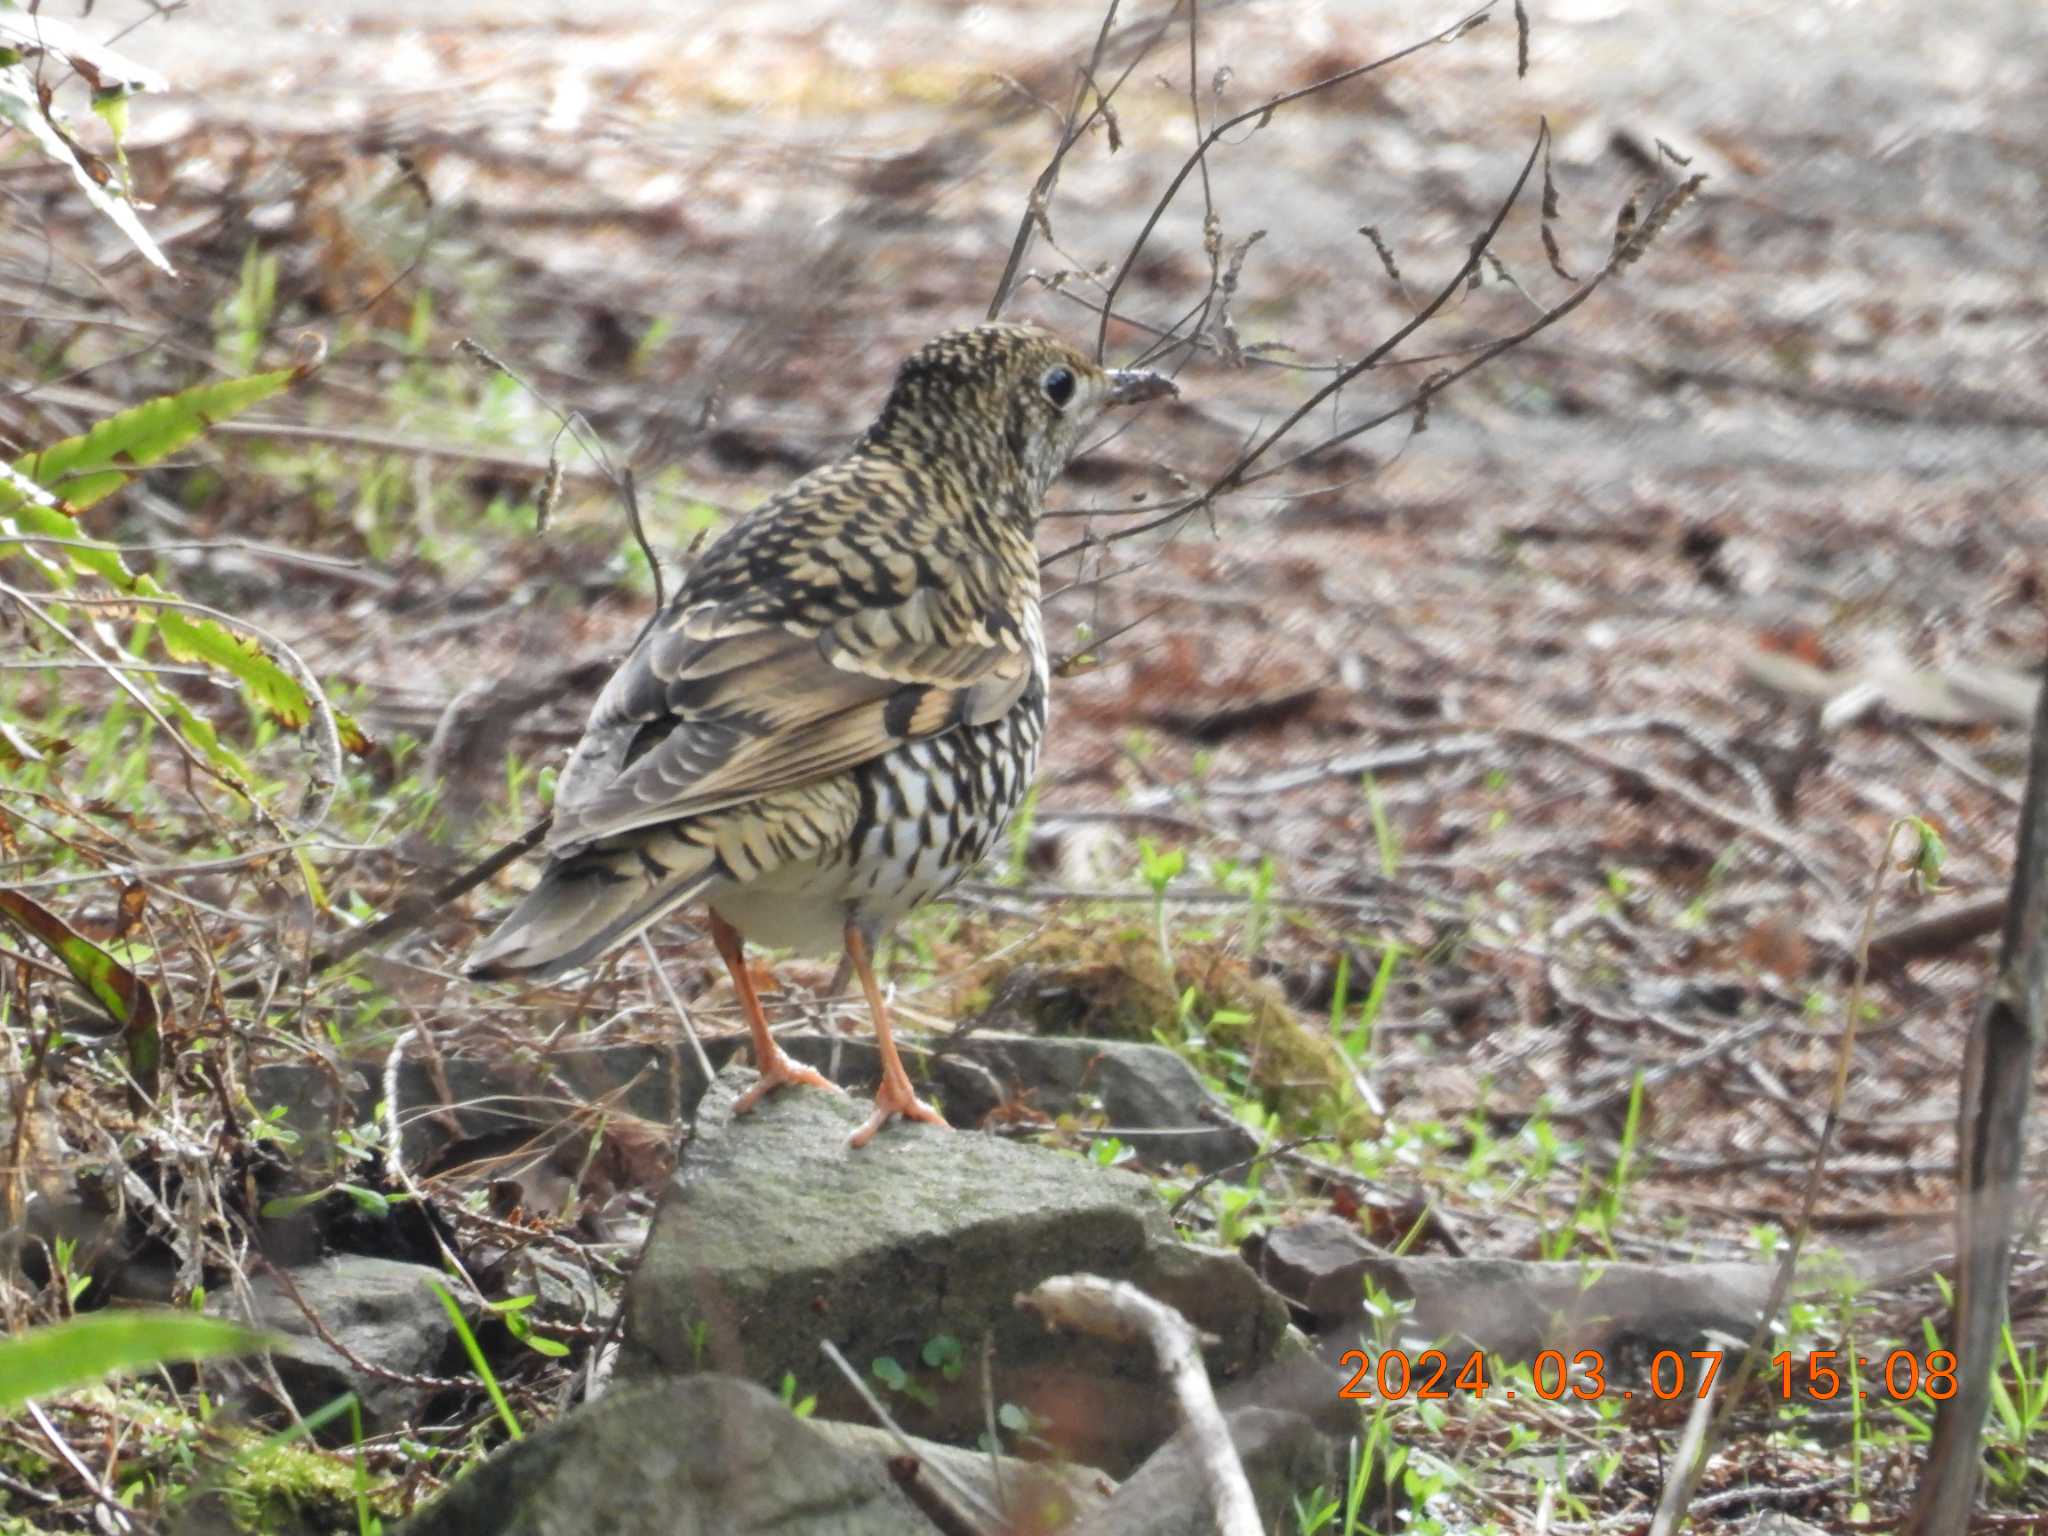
[1334,1348,1958,1403]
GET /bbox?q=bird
[466,322,1176,1145]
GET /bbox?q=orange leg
[844,923,949,1147]
[710,909,843,1114]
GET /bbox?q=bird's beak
[1104,368,1178,407]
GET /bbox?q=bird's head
[865,323,1176,505]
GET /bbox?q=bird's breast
[702,695,1045,954]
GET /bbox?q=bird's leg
[844,922,949,1147]
[711,909,843,1114]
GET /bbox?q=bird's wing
[545,570,1035,854]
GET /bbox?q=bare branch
[1017,1275,1260,1535]
[987,1,1183,321]
[1093,2,1497,359]
[1048,114,1552,569]
[1907,677,2048,1532]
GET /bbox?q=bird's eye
[1040,365,1077,409]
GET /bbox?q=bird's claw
[847,1073,950,1147]
[734,1045,845,1115]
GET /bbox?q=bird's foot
[847,1072,950,1148]
[734,1041,845,1115]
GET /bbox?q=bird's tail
[464,839,717,981]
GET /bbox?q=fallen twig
[1652,815,1920,1528]
[818,1339,1004,1534]
[639,931,714,1091]
[887,1456,988,1536]
[1863,895,2006,973]
[1016,1274,1260,1535]
[1907,677,2048,1532]
[24,1401,136,1535]
[229,815,552,996]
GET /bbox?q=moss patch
[942,922,1374,1144]
[216,1433,396,1536]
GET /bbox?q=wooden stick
[223,816,552,998]
[1906,676,2048,1531]
[1016,1274,1259,1536]
[1862,895,2005,972]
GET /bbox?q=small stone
[619,1067,1289,1475]
[216,1255,459,1432]
[1255,1215,1772,1366]
[393,1375,1103,1536]
[1075,1405,1341,1536]
[928,1031,1260,1171]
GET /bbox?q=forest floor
[4,0,2047,1529]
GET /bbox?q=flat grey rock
[1258,1215,1772,1366]
[621,1067,1289,1475]
[217,1255,456,1431]
[814,1418,1113,1529]
[395,1374,1106,1536]
[1075,1405,1341,1536]
[250,1024,1251,1179]
[933,1031,1258,1172]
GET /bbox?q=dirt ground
[6,0,2048,1522]
[96,0,2046,1217]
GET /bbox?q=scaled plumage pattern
[467,323,1175,1143]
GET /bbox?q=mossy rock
[944,924,1374,1144]
[216,1435,401,1536]
[620,1070,1293,1478]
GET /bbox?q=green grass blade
[0,59,173,276]
[0,889,161,1094]
[0,367,349,742]
[0,1312,273,1412]
[11,370,299,515]
[427,1280,522,1440]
